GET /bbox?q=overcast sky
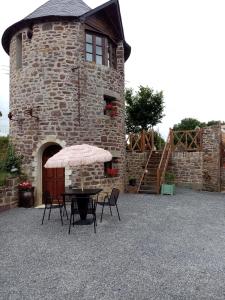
[1,0,225,137]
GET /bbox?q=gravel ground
[1,188,225,299]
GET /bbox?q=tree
[0,111,2,118]
[206,120,225,126]
[173,118,205,131]
[125,86,165,133]
[173,118,225,131]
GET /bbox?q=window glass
[96,36,102,46]
[86,34,92,43]
[86,43,93,53]
[86,53,93,62]
[96,55,102,65]
[96,46,102,55]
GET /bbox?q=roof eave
[1,15,79,55]
[80,0,131,61]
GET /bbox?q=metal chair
[68,197,97,234]
[96,188,121,222]
[41,191,68,225]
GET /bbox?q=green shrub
[164,172,175,184]
[4,143,23,174]
[0,170,9,186]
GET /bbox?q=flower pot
[19,189,34,207]
[161,184,175,195]
[129,178,136,186]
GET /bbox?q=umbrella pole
[81,166,84,191]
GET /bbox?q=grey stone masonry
[170,152,203,190]
[0,177,19,211]
[125,152,149,190]
[202,125,221,192]
[9,20,126,203]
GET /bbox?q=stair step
[139,189,157,194]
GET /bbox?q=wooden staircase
[138,150,162,194]
[137,130,173,194]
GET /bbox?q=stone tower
[2,0,131,205]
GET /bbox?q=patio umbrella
[44,144,112,190]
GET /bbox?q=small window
[16,33,22,69]
[103,95,117,118]
[104,157,119,177]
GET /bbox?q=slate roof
[1,0,131,60]
[24,0,91,19]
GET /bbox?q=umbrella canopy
[44,144,112,168]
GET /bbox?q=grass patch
[0,136,9,161]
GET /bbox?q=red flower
[105,103,114,110]
[18,181,32,191]
[106,168,118,177]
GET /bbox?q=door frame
[42,144,64,202]
[32,138,72,206]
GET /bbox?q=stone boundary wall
[125,125,222,193]
[169,152,203,190]
[202,125,221,192]
[125,152,149,191]
[0,177,19,212]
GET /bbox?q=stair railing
[137,148,154,193]
[156,129,173,194]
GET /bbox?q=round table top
[62,188,102,196]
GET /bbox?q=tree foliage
[4,143,23,173]
[125,86,165,133]
[173,118,225,131]
[173,118,203,131]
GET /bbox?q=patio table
[62,188,102,225]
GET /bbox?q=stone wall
[0,177,19,212]
[125,152,149,191]
[169,125,221,192]
[9,21,126,204]
[202,125,221,192]
[170,152,203,190]
[125,126,222,193]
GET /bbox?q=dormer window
[85,32,116,69]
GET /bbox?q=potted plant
[106,168,118,177]
[161,172,176,195]
[18,181,34,207]
[129,177,136,186]
[104,103,117,118]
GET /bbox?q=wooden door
[42,145,65,202]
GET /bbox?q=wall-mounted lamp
[8,112,13,120]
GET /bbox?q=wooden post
[141,130,145,152]
[169,128,174,151]
[151,129,154,150]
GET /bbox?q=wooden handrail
[172,129,202,151]
[126,130,154,152]
[156,129,173,194]
[137,148,154,193]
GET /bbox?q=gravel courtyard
[1,188,225,299]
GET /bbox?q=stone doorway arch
[32,137,71,206]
